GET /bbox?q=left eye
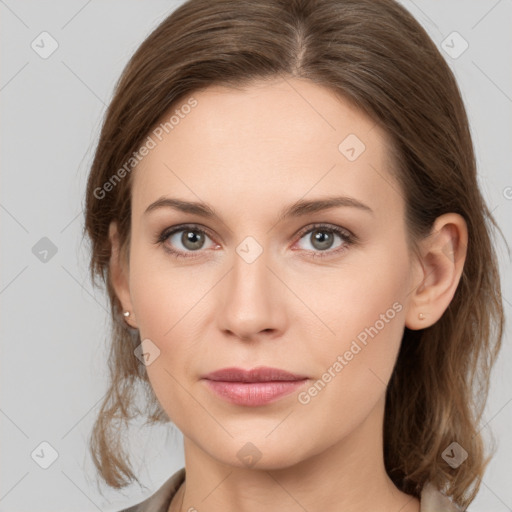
[295,225,351,255]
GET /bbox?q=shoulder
[116,467,186,512]
[420,482,464,512]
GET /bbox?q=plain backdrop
[1,1,511,511]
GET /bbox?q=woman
[83,0,504,511]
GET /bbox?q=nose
[215,243,287,342]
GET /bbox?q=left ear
[405,213,468,330]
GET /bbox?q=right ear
[108,221,137,328]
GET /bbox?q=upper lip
[202,366,308,382]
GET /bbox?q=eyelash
[154,223,356,260]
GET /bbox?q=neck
[169,395,420,512]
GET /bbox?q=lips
[201,366,309,406]
[202,366,308,383]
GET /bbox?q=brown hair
[83,0,505,507]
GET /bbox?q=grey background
[1,1,511,511]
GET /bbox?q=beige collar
[420,482,463,511]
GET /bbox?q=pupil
[183,230,204,250]
[313,230,333,250]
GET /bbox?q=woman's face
[121,77,421,469]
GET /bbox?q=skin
[109,77,467,512]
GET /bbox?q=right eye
[155,224,219,259]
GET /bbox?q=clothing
[119,468,184,512]
[118,467,463,512]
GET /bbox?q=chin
[202,435,313,472]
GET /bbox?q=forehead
[132,77,402,222]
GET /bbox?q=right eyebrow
[144,197,216,218]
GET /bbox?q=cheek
[293,266,408,432]
[128,243,199,337]
[127,251,200,422]
[299,246,410,377]
[127,247,216,397]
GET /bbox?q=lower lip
[203,379,308,406]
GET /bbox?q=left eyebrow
[143,195,374,220]
[277,195,374,221]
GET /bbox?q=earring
[123,311,130,317]
[418,312,425,320]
